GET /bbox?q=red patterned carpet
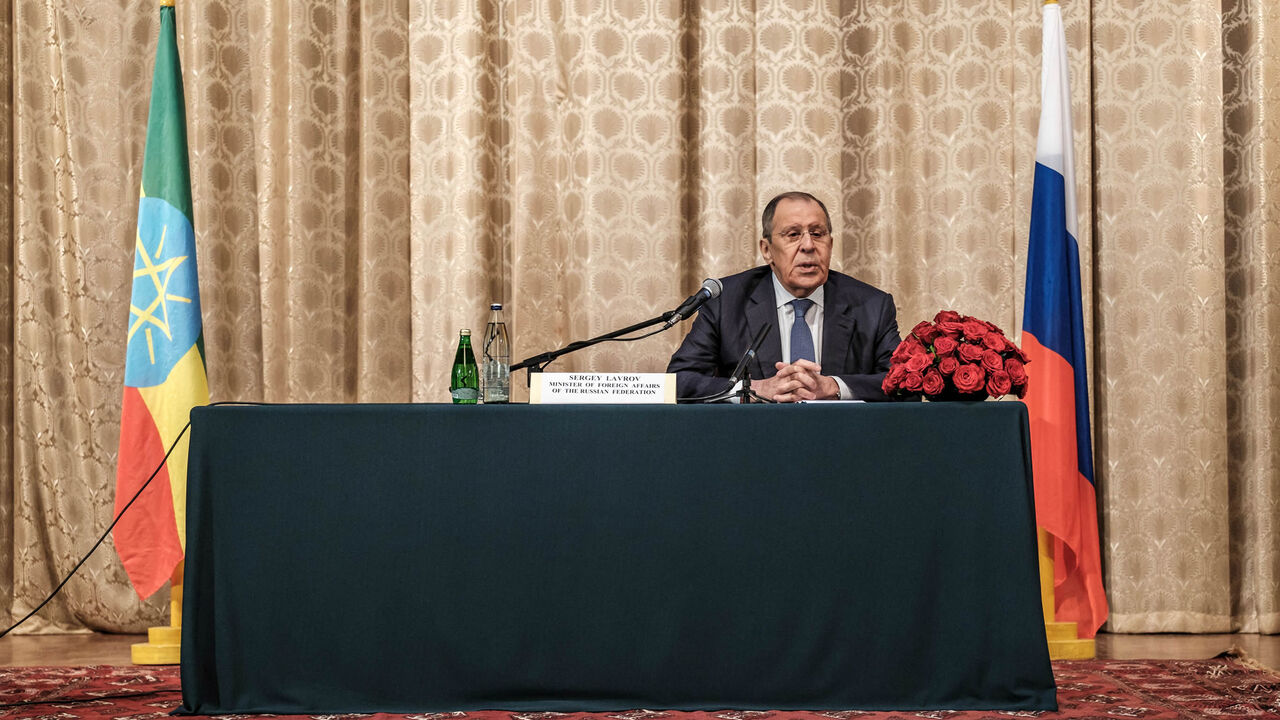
[2,656,1278,719]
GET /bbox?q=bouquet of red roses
[882,310,1030,400]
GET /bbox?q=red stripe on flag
[1022,332,1079,517]
[113,386,183,599]
[1050,480,1105,636]
[1022,331,1108,636]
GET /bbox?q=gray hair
[761,191,832,238]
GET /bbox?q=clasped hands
[752,359,839,403]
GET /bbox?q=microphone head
[701,277,723,298]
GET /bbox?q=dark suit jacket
[666,266,901,400]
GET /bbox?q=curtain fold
[1221,0,1280,634]
[1094,0,1235,633]
[9,0,168,631]
[2,0,1278,635]
[1,0,14,630]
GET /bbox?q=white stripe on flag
[1036,2,1078,241]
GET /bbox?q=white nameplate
[530,373,676,404]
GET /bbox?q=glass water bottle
[450,329,479,404]
[481,304,511,403]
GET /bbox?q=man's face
[760,198,832,298]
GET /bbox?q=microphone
[727,323,771,386]
[664,278,723,328]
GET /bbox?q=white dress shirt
[770,274,853,400]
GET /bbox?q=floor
[2,631,1279,669]
[1097,631,1280,668]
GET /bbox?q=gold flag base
[132,564,183,665]
[1038,530,1096,660]
[1046,620,1096,659]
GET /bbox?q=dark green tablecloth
[179,402,1054,714]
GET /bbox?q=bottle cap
[490,303,502,310]
[460,328,471,335]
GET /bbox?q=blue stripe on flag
[1023,161,1095,485]
[126,196,201,388]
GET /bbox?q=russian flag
[1021,0,1108,638]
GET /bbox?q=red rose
[1005,357,1027,385]
[885,363,907,386]
[934,310,963,324]
[937,321,965,337]
[933,335,958,356]
[962,319,988,338]
[986,369,1012,398]
[1016,381,1029,399]
[921,369,945,396]
[904,352,932,373]
[881,374,896,395]
[901,371,924,392]
[938,356,959,375]
[981,349,1004,373]
[1011,343,1030,363]
[891,336,924,364]
[911,320,940,343]
[953,363,985,393]
[958,342,984,363]
[982,333,1006,351]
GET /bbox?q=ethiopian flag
[114,0,208,600]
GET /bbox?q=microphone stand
[733,366,773,403]
[694,365,772,404]
[681,323,775,404]
[510,311,676,383]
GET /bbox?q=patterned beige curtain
[1,0,12,634]
[1,0,1277,635]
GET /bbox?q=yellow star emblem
[128,224,193,365]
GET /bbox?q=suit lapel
[747,275,782,378]
[821,276,856,374]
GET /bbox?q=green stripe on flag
[141,5,192,220]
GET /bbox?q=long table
[179,402,1055,714]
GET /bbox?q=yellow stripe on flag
[137,343,209,549]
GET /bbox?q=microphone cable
[678,385,777,404]
[610,325,669,343]
[532,323,671,372]
[0,400,271,641]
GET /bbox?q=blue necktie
[790,298,815,363]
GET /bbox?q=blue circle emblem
[125,197,202,388]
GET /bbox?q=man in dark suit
[667,191,901,402]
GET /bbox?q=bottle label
[451,388,479,402]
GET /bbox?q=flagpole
[120,0,202,666]
[135,0,183,666]
[132,562,183,664]
[1039,533,1095,658]
[1026,0,1103,661]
